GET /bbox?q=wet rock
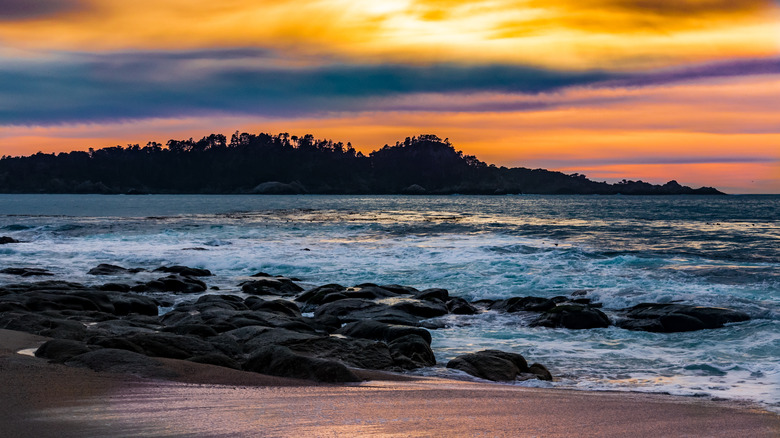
[313,298,420,326]
[379,284,418,295]
[195,294,249,311]
[296,284,346,307]
[0,236,21,244]
[241,277,303,296]
[0,312,87,340]
[114,332,220,360]
[244,345,359,383]
[446,350,532,382]
[446,297,479,315]
[154,265,212,277]
[244,297,301,318]
[133,275,207,293]
[530,304,611,329]
[414,288,449,302]
[35,339,95,363]
[285,336,397,370]
[335,320,432,344]
[617,303,750,332]
[87,264,145,275]
[98,283,131,292]
[528,362,553,381]
[389,299,448,319]
[0,267,54,277]
[489,296,556,313]
[388,334,436,369]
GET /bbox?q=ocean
[1,194,777,410]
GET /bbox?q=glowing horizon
[0,1,778,193]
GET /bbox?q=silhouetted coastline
[0,133,723,195]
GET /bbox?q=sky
[0,1,778,193]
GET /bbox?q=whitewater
[0,194,777,410]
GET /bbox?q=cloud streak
[1,50,778,125]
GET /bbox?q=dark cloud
[613,57,780,88]
[0,0,86,20]
[0,49,613,124]
[0,49,777,125]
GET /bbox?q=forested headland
[0,133,723,195]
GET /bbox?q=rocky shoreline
[0,261,751,384]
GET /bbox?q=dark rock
[98,283,131,292]
[154,265,212,277]
[0,236,21,244]
[335,320,432,344]
[446,350,531,382]
[528,362,553,381]
[446,297,479,315]
[133,275,207,293]
[296,283,346,306]
[379,284,418,295]
[313,298,420,326]
[87,264,144,275]
[530,304,611,329]
[244,345,360,383]
[241,277,303,296]
[489,296,556,313]
[414,288,449,302]
[65,348,177,378]
[390,299,448,318]
[195,294,249,311]
[114,332,220,360]
[617,303,750,332]
[388,334,436,369]
[162,324,219,338]
[244,297,301,317]
[285,336,397,370]
[35,339,95,363]
[0,267,54,277]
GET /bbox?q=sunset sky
[0,1,778,193]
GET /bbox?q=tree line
[0,132,722,195]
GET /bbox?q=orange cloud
[0,1,776,69]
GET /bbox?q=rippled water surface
[1,194,778,410]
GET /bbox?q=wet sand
[2,329,778,437]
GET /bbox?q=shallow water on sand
[1,194,778,410]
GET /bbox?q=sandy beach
[1,329,777,437]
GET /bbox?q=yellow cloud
[0,1,776,69]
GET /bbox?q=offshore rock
[133,275,207,293]
[617,303,750,332]
[530,304,611,329]
[0,236,21,244]
[446,350,535,382]
[489,296,556,313]
[0,267,54,277]
[154,265,212,277]
[87,264,145,275]
[241,277,303,296]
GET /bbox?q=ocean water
[1,194,778,410]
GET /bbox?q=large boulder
[530,304,610,329]
[35,339,95,363]
[0,236,21,244]
[617,303,750,332]
[65,348,177,378]
[388,334,436,369]
[446,350,534,382]
[0,267,54,277]
[489,296,556,313]
[335,320,432,344]
[244,345,359,382]
[87,264,145,275]
[446,297,479,315]
[241,277,303,296]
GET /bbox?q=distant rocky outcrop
[0,133,724,195]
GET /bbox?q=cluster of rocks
[0,263,751,384]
